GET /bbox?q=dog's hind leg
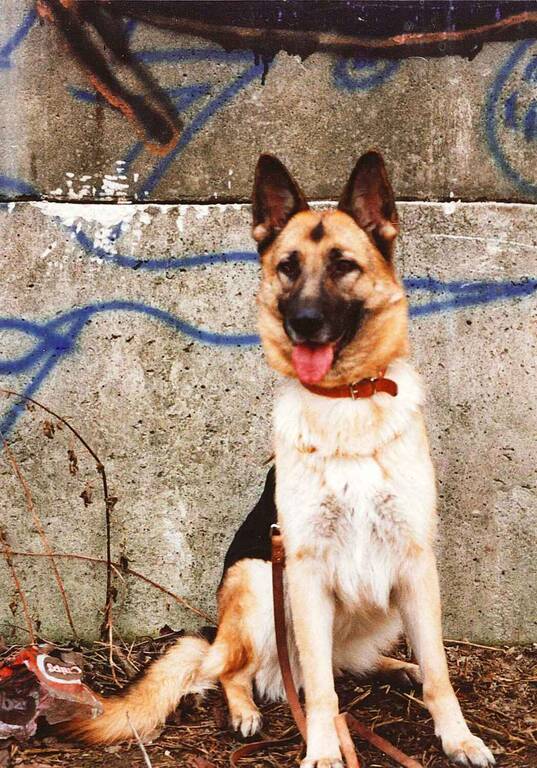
[201,637,262,737]
[334,609,404,681]
[374,655,422,689]
[206,560,269,737]
[221,666,262,737]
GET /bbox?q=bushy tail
[62,636,213,744]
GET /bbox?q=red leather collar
[303,374,398,399]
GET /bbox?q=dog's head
[253,152,409,386]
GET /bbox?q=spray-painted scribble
[485,39,537,198]
[0,3,265,199]
[0,7,36,69]
[0,233,535,439]
[332,58,401,91]
[59,46,263,199]
[0,176,37,197]
[1,5,537,439]
[0,296,260,437]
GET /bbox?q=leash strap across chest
[268,526,424,768]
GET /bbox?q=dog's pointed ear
[338,151,398,260]
[252,154,308,251]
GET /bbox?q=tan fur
[214,562,256,678]
[257,210,409,387]
[61,636,212,744]
[62,561,265,745]
[209,561,263,737]
[254,156,494,767]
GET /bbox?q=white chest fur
[274,359,437,613]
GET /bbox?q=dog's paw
[230,707,262,738]
[443,734,495,767]
[301,758,344,768]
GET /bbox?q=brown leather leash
[271,527,307,739]
[229,733,301,767]
[228,525,305,766]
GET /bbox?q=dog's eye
[330,258,360,277]
[277,252,300,280]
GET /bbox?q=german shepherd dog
[65,153,494,767]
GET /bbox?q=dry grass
[1,636,535,768]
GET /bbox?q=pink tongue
[291,344,334,384]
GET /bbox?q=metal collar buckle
[349,378,375,400]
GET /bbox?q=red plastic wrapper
[0,645,102,741]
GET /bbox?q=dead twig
[126,712,154,768]
[444,638,508,653]
[0,430,77,638]
[0,529,35,643]
[0,390,116,656]
[8,549,215,624]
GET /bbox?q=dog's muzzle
[284,306,333,345]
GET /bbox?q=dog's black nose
[288,307,325,340]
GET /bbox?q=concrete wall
[2,4,537,203]
[0,2,536,643]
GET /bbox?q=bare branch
[9,549,215,624]
[0,431,77,638]
[0,389,115,645]
[0,529,35,643]
[126,712,154,768]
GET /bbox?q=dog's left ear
[338,151,398,260]
[252,154,308,251]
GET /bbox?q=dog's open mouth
[291,343,335,385]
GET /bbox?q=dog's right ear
[252,154,308,252]
[338,151,398,261]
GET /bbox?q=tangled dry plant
[0,389,213,674]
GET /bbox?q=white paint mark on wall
[442,201,459,215]
[32,201,137,227]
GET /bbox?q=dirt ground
[1,637,535,768]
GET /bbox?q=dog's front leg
[397,549,494,767]
[286,555,342,768]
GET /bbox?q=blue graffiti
[0,7,36,69]
[0,295,260,437]
[66,45,264,199]
[74,230,258,271]
[2,15,400,200]
[333,58,400,91]
[1,9,537,440]
[140,61,262,197]
[485,40,537,198]
[1,9,265,200]
[0,176,38,197]
[406,275,537,317]
[0,246,535,438]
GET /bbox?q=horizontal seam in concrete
[4,197,537,209]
